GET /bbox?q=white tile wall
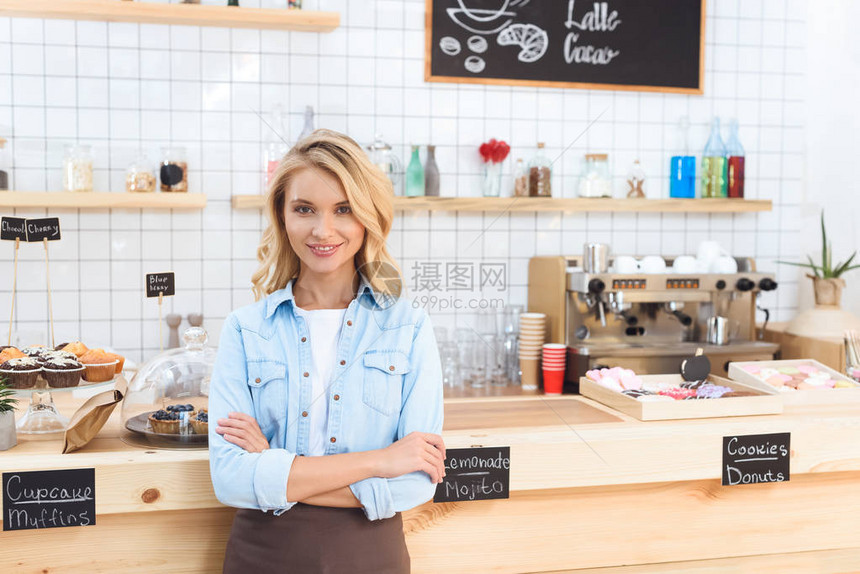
[0,0,806,363]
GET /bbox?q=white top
[293,305,347,457]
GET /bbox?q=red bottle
[725,119,745,198]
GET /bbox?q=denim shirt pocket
[247,360,287,439]
[362,350,409,416]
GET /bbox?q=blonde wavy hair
[251,129,401,301]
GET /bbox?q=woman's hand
[215,412,269,453]
[375,432,447,484]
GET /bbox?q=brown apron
[222,503,410,574]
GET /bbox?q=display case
[121,327,215,448]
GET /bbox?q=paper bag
[62,379,126,454]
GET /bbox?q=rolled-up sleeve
[350,310,445,520]
[209,313,298,514]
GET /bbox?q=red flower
[479,138,510,164]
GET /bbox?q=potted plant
[779,212,859,307]
[779,212,860,337]
[0,379,18,451]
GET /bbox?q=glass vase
[482,161,502,197]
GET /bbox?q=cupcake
[0,357,42,389]
[0,346,26,363]
[79,348,118,382]
[105,351,125,374]
[42,356,85,389]
[60,341,89,358]
[43,350,78,362]
[190,409,208,435]
[21,345,47,357]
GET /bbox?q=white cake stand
[12,379,116,434]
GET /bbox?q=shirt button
[339,360,346,366]
[346,320,352,326]
[330,437,336,443]
[301,337,307,343]
[389,365,395,371]
[303,372,309,377]
[333,394,340,401]
[255,377,261,383]
[301,411,308,417]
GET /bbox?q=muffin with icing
[42,356,86,389]
[0,357,42,389]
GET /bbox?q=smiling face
[283,167,366,277]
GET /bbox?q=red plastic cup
[543,369,564,394]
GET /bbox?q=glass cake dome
[121,327,216,449]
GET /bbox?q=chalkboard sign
[1,216,27,241]
[146,272,175,298]
[426,0,704,94]
[433,446,510,503]
[722,433,790,486]
[3,469,96,531]
[26,217,61,242]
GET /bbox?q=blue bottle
[669,116,696,198]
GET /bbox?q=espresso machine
[527,252,780,393]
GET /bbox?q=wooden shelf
[0,0,340,31]
[232,195,771,213]
[0,191,207,209]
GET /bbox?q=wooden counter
[3,389,860,573]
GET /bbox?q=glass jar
[578,153,612,198]
[126,154,157,193]
[160,146,188,192]
[63,144,94,192]
[513,158,528,197]
[0,138,9,191]
[528,143,552,197]
[365,134,403,195]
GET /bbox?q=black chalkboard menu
[722,433,790,486]
[426,0,704,93]
[433,446,510,503]
[3,469,96,531]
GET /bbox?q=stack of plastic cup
[518,313,546,389]
[541,343,567,395]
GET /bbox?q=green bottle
[405,145,425,197]
[701,117,728,198]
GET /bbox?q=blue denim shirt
[208,274,444,521]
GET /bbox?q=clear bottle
[626,159,646,198]
[513,158,528,197]
[263,105,290,194]
[0,138,9,191]
[63,144,94,192]
[528,142,552,197]
[365,134,403,195]
[701,117,728,198]
[297,106,315,143]
[669,116,696,199]
[125,153,156,193]
[725,118,745,199]
[160,146,188,192]
[424,145,440,197]
[405,145,425,197]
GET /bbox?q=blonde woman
[209,130,446,573]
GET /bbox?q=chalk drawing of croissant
[497,23,548,63]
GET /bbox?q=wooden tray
[579,374,783,421]
[728,359,860,405]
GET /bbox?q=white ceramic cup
[639,255,667,274]
[672,255,698,274]
[614,256,640,274]
[710,255,738,273]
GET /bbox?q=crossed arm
[216,412,446,508]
